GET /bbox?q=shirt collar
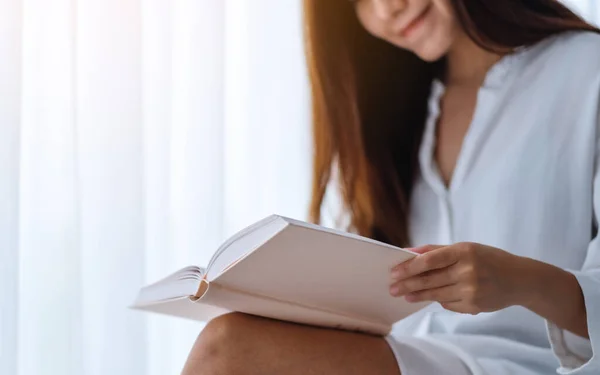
[430,45,530,94]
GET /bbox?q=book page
[206,216,288,280]
[212,219,428,326]
[133,266,205,306]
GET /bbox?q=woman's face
[355,0,460,61]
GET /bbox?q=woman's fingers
[440,301,480,315]
[408,244,445,255]
[390,267,455,297]
[404,284,462,303]
[392,246,459,280]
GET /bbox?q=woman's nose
[372,0,407,20]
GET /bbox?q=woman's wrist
[512,256,574,311]
[511,256,554,310]
[511,255,589,338]
[508,255,543,309]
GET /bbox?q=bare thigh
[182,313,401,375]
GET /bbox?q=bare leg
[182,313,401,375]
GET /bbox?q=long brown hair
[304,0,599,247]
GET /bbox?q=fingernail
[405,294,416,302]
[390,286,400,296]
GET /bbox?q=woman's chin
[413,43,448,62]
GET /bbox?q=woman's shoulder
[552,30,600,56]
[516,31,600,86]
[528,30,600,69]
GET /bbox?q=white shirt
[394,31,600,375]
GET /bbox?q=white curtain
[0,1,310,374]
[563,0,599,22]
[1,1,598,375]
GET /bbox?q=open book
[132,215,430,336]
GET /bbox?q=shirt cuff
[545,270,599,374]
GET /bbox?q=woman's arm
[515,256,588,338]
[389,243,588,338]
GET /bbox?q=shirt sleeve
[545,268,600,374]
[546,95,600,375]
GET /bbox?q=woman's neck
[445,31,503,87]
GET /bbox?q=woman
[183,1,600,374]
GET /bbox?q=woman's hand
[390,242,590,337]
[389,242,528,315]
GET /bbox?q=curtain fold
[0,1,21,374]
[19,0,82,372]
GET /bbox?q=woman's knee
[182,313,257,375]
[198,312,254,349]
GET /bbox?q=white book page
[133,266,205,306]
[212,221,427,325]
[206,216,289,280]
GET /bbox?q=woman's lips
[400,3,433,38]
